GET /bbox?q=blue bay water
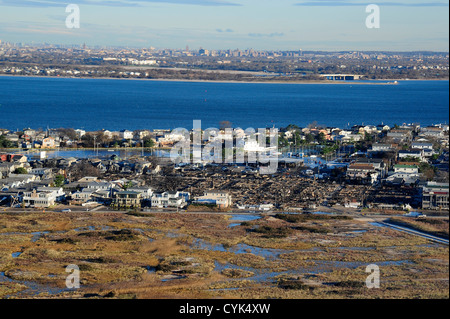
[0,76,448,131]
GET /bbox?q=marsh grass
[293,225,330,234]
[275,214,352,223]
[0,211,447,299]
[389,217,449,239]
[277,279,312,291]
[249,226,294,238]
[221,268,255,278]
[126,211,155,218]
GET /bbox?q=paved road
[377,220,449,246]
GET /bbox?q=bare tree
[68,161,101,181]
[220,121,233,130]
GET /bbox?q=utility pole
[93,135,97,158]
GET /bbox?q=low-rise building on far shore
[422,182,449,210]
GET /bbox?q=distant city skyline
[0,0,448,51]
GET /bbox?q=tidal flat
[0,211,448,299]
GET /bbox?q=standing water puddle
[0,231,50,242]
[191,236,414,285]
[370,222,389,228]
[145,266,157,274]
[228,214,262,228]
[214,259,414,284]
[30,232,50,243]
[0,271,72,298]
[73,226,114,232]
[161,275,187,282]
[191,238,293,260]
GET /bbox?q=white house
[101,130,113,139]
[363,125,378,134]
[128,186,153,199]
[398,150,424,162]
[87,181,115,191]
[151,191,190,208]
[411,142,433,150]
[371,144,395,152]
[346,163,379,185]
[158,132,187,146]
[23,128,37,137]
[75,129,86,138]
[1,174,37,191]
[71,189,96,203]
[134,130,151,140]
[22,187,65,208]
[120,130,134,140]
[376,125,391,132]
[393,165,419,174]
[387,131,412,143]
[386,165,420,185]
[420,126,444,138]
[345,200,362,209]
[29,168,53,178]
[195,191,232,208]
[340,134,363,143]
[386,173,419,185]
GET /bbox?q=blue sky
[0,0,448,51]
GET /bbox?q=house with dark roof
[112,191,142,209]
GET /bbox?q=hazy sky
[0,0,448,51]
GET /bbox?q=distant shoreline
[1,74,448,85]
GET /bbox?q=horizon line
[1,42,449,54]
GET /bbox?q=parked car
[404,211,426,218]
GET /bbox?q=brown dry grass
[0,211,448,299]
[389,217,449,238]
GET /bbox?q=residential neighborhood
[0,122,448,212]
[0,23,448,300]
